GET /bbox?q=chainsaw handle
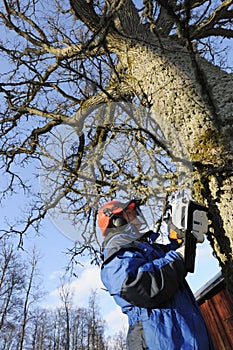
[184,231,197,273]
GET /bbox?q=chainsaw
[165,190,209,273]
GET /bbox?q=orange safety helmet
[98,199,142,236]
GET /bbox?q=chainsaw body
[167,191,208,273]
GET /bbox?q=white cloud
[68,265,104,306]
[49,270,63,280]
[48,263,105,307]
[104,306,128,336]
[46,263,103,295]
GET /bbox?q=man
[99,198,214,350]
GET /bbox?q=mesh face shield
[120,199,149,236]
[125,206,148,234]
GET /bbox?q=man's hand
[169,229,184,245]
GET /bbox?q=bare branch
[190,0,233,39]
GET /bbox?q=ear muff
[111,215,127,228]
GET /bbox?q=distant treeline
[0,237,126,350]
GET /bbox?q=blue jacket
[101,227,214,350]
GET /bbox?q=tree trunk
[111,34,233,292]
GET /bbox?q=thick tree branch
[69,0,101,32]
[192,27,233,39]
[156,0,177,36]
[112,0,141,35]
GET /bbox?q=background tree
[106,330,127,350]
[18,249,42,350]
[0,239,45,349]
[0,238,25,349]
[30,308,55,350]
[58,278,73,350]
[0,239,115,348]
[49,287,106,350]
[0,0,232,292]
[86,290,105,350]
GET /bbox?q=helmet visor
[124,203,149,234]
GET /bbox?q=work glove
[169,229,185,245]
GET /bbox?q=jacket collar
[101,228,159,262]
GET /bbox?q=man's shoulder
[102,229,145,263]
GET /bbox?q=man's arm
[101,248,186,308]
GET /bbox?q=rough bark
[110,34,233,292]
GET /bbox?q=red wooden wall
[196,274,233,350]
